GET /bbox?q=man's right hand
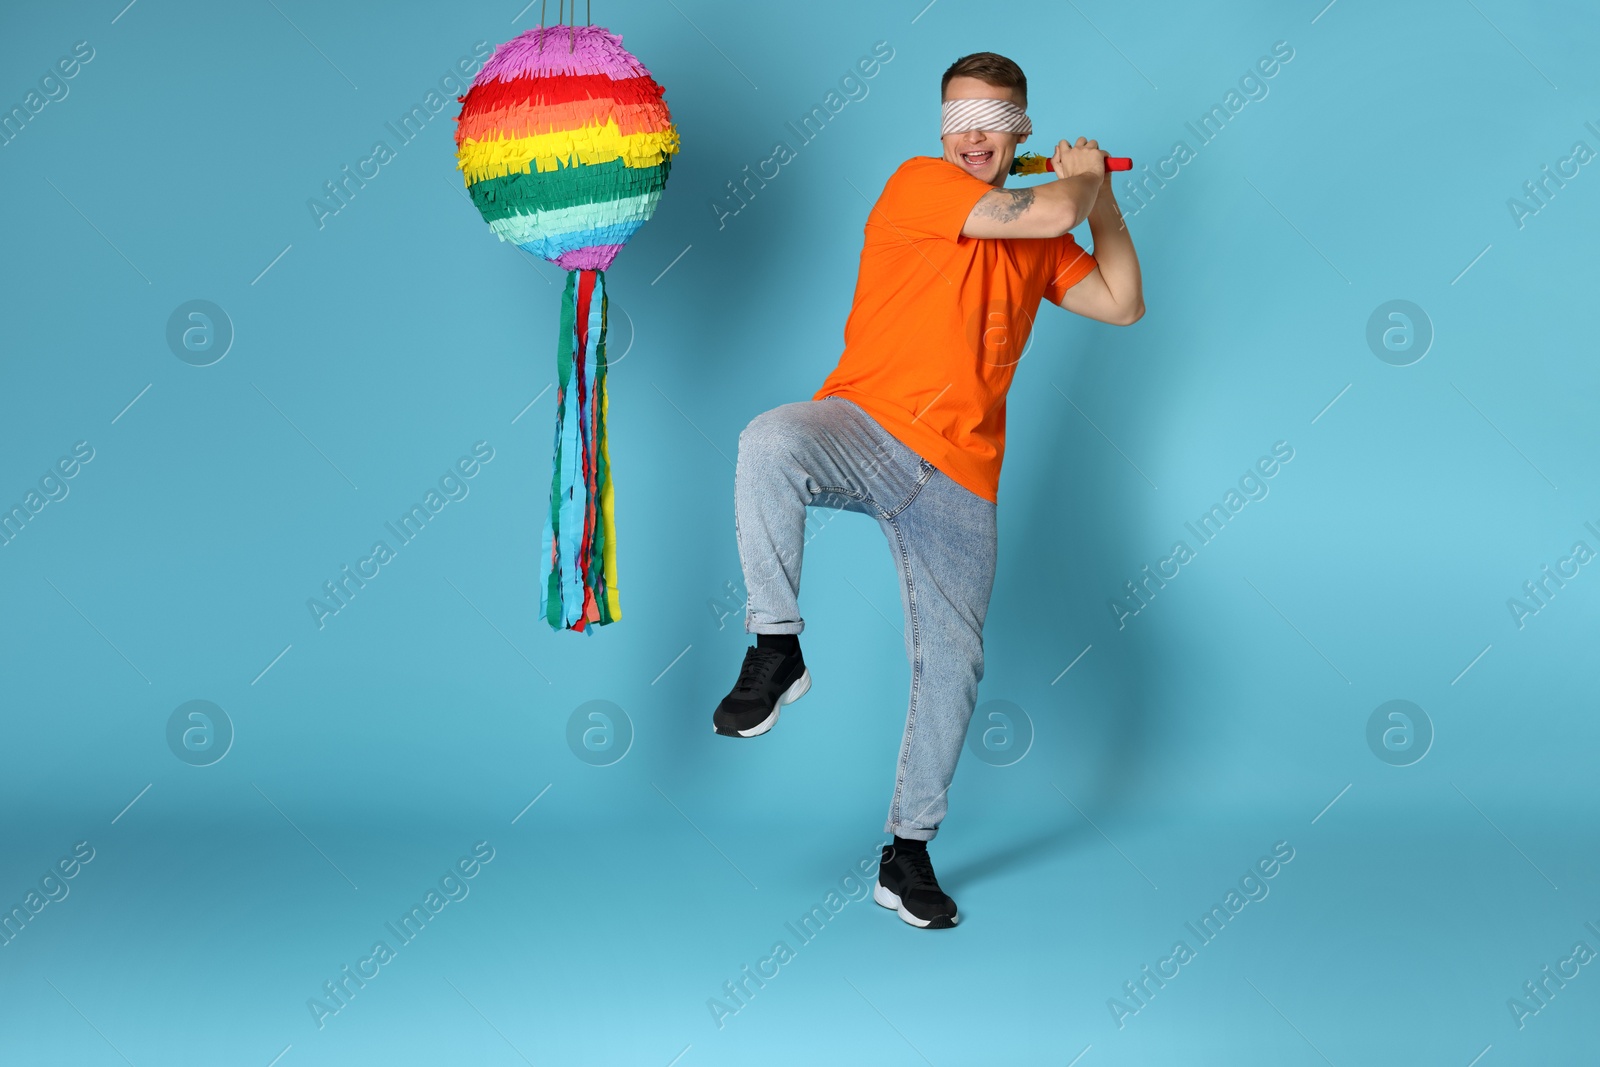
[1052,137,1109,180]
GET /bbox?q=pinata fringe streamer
[540,268,620,632]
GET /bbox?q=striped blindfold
[940,97,1032,138]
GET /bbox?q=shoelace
[734,647,786,694]
[896,848,941,894]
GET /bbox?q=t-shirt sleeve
[1043,234,1099,304]
[871,157,993,243]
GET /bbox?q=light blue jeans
[734,396,998,841]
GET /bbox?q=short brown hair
[941,52,1027,108]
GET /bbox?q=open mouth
[959,149,994,170]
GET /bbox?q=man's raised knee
[739,406,805,463]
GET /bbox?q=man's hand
[1051,137,1108,183]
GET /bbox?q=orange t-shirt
[812,155,1098,504]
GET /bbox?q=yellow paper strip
[458,120,680,185]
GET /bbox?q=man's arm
[1054,153,1144,326]
[961,139,1105,240]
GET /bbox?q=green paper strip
[544,271,577,629]
[468,158,671,223]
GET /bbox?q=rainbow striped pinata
[454,23,679,634]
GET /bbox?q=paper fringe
[461,72,664,113]
[540,268,620,633]
[487,192,663,263]
[456,98,669,147]
[553,244,626,272]
[458,122,679,184]
[477,25,653,82]
[467,157,670,220]
[1010,153,1052,176]
[454,72,669,146]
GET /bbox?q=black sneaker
[712,645,811,737]
[874,844,958,928]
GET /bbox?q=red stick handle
[1045,157,1132,172]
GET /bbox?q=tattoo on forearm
[974,187,1034,223]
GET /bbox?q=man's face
[940,74,1025,188]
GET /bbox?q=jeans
[734,395,998,841]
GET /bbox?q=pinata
[453,14,679,634]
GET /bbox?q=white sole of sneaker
[873,881,958,928]
[726,666,811,738]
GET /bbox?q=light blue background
[2,0,1598,1063]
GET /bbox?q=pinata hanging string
[538,0,548,52]
[569,0,576,51]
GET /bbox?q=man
[712,52,1144,928]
